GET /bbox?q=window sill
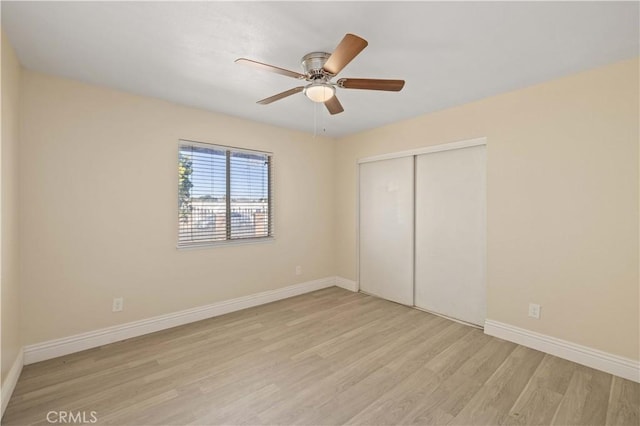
[176,236,275,250]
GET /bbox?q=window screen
[178,140,272,247]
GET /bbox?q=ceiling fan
[235,33,405,115]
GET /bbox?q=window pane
[178,144,227,244]
[230,151,270,239]
[178,141,272,247]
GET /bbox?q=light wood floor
[3,287,639,425]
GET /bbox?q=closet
[358,140,486,326]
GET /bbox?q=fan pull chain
[313,101,318,137]
[312,102,328,137]
[321,103,326,134]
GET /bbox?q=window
[178,140,272,247]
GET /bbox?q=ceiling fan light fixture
[304,83,335,103]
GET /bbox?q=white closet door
[415,145,486,325]
[359,157,414,305]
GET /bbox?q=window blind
[178,141,272,247]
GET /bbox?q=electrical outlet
[295,265,302,276]
[528,303,541,319]
[112,297,124,312]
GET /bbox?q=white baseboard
[335,276,358,292]
[1,348,24,417]
[484,319,640,383]
[24,277,337,365]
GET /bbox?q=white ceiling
[2,2,638,137]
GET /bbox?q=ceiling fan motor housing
[301,52,332,79]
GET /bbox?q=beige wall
[335,58,639,360]
[1,32,22,383]
[19,71,335,345]
[10,44,640,363]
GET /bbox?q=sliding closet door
[359,157,414,305]
[415,145,486,325]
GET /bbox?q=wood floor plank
[295,324,473,426]
[398,335,517,424]
[2,287,637,426]
[579,367,613,425]
[343,329,491,426]
[451,345,546,425]
[606,376,640,426]
[255,310,451,425]
[345,361,442,425]
[552,365,614,426]
[506,355,575,425]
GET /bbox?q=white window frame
[177,139,274,249]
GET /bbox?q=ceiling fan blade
[257,87,304,105]
[235,58,306,79]
[323,34,368,76]
[338,78,405,91]
[324,95,344,115]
